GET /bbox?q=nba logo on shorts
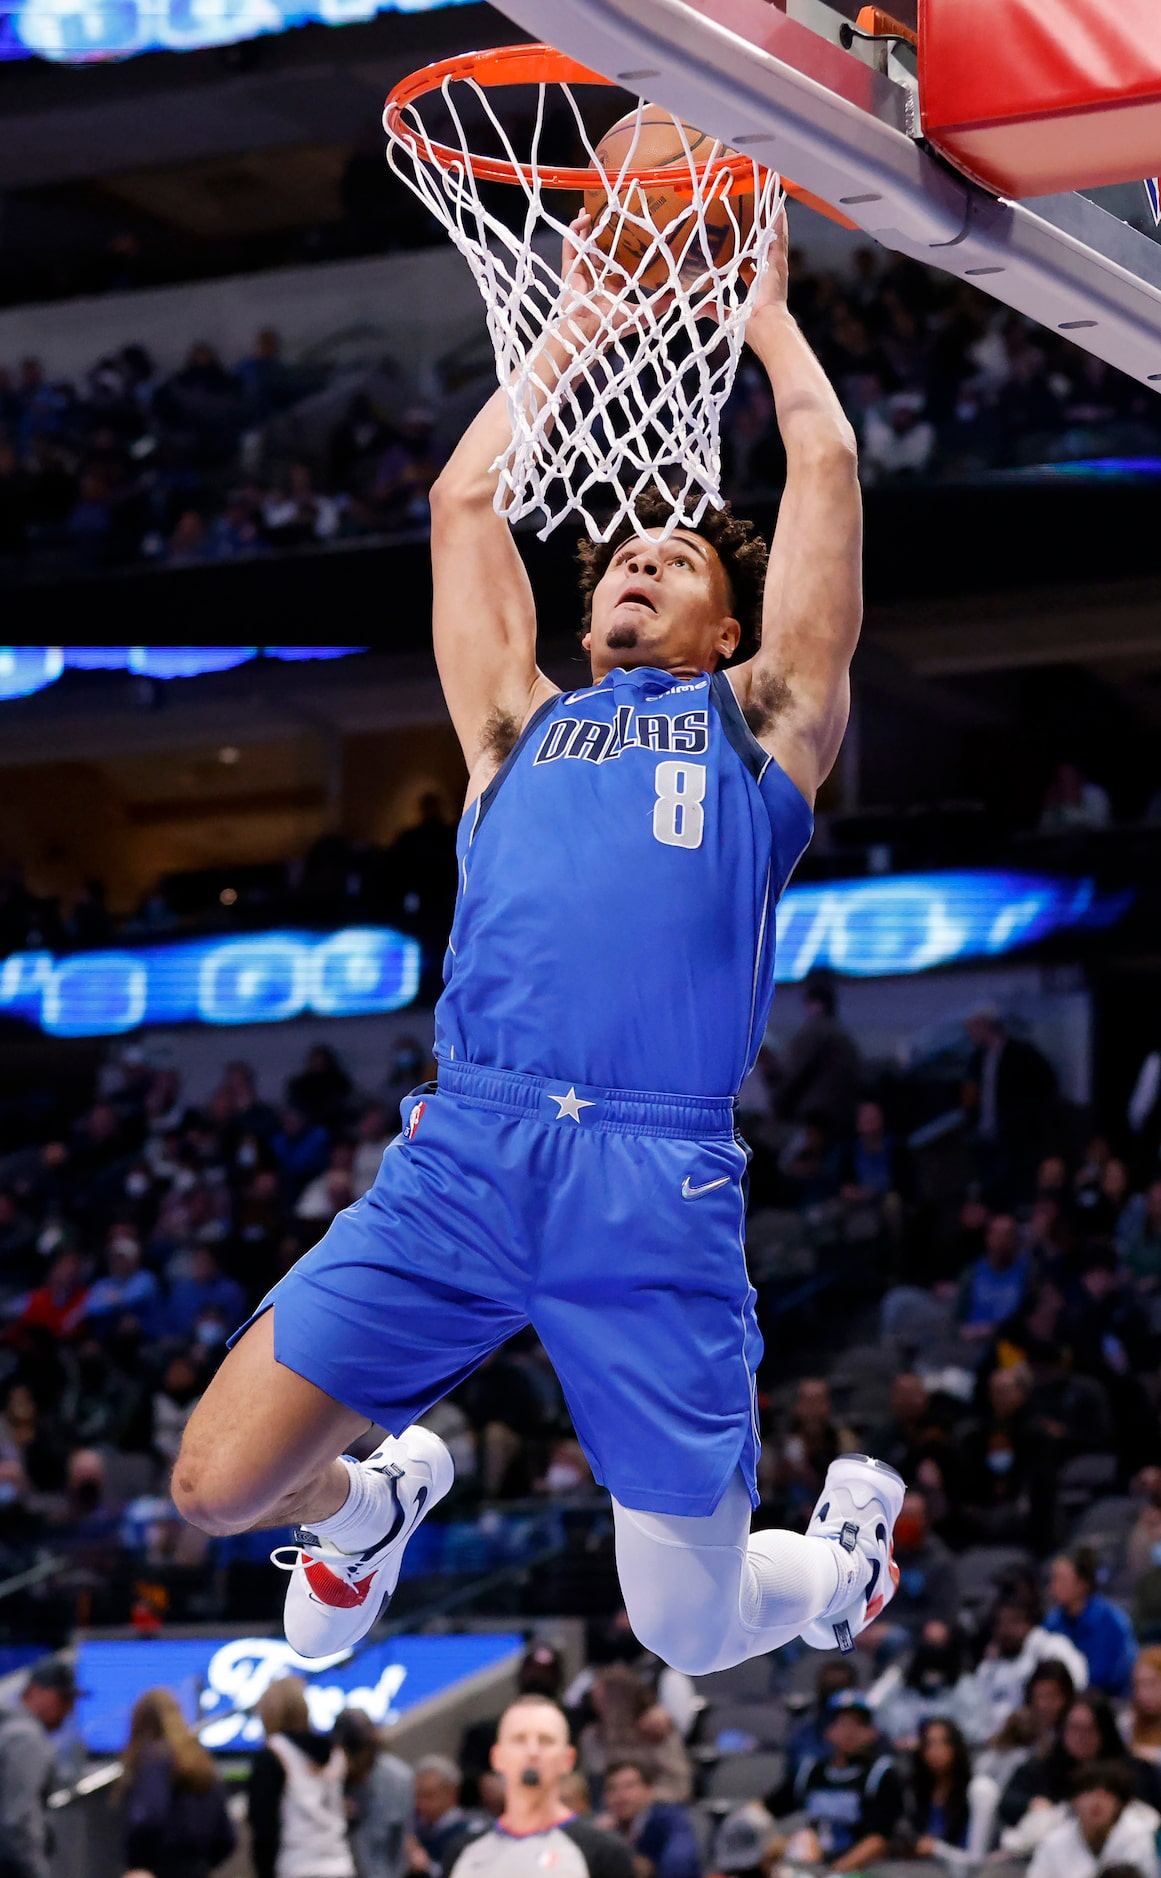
[405,1100,426,1140]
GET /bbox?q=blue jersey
[435,666,813,1098]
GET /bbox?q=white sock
[308,1457,396,1552]
[743,1530,869,1629]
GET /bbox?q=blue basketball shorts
[233,1056,763,1516]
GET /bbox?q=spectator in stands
[12,1247,89,1343]
[409,1755,482,1875]
[784,1661,860,1778]
[288,1044,353,1133]
[955,1213,1029,1344]
[998,1691,1146,1843]
[1039,760,1113,834]
[118,1687,235,1878]
[895,1715,998,1862]
[1027,1761,1161,1878]
[861,390,936,483]
[959,1591,1088,1744]
[271,1104,332,1199]
[83,1225,162,1341]
[769,1689,904,1873]
[151,1353,204,1470]
[839,1099,907,1205]
[236,327,294,420]
[963,1007,1057,1205]
[262,463,342,548]
[774,1377,858,1522]
[249,1676,354,1878]
[867,1622,971,1745]
[296,1143,357,1226]
[952,1365,1035,1543]
[600,1760,702,1878]
[889,1490,961,1634]
[1124,1647,1161,1766]
[164,510,211,567]
[578,1666,692,1808]
[1045,1550,1139,1697]
[772,971,862,1137]
[0,1661,80,1878]
[333,1708,415,1878]
[359,406,441,532]
[446,1696,632,1877]
[166,1246,246,1345]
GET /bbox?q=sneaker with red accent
[798,1454,905,1655]
[273,1425,453,1658]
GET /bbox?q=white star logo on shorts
[550,1086,594,1123]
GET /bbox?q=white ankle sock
[309,1457,397,1552]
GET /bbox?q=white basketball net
[384,74,783,541]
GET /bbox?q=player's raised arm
[428,380,556,798]
[430,215,616,798]
[727,214,863,806]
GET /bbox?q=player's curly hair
[576,489,767,664]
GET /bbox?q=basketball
[584,108,755,294]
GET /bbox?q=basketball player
[173,212,905,1674]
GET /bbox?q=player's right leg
[174,1309,454,1656]
[175,1094,529,1657]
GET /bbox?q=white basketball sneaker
[798,1454,905,1655]
[273,1425,453,1658]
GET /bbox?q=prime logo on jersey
[533,705,710,766]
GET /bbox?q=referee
[446,1695,632,1878]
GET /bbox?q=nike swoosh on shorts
[681,1176,731,1200]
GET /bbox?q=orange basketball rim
[384,42,856,226]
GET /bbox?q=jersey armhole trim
[712,672,813,818]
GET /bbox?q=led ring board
[0,876,1126,1039]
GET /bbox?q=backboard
[488,0,1161,390]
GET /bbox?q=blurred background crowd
[2,241,1160,584]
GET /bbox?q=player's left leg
[611,1456,904,1676]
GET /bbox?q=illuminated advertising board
[0,926,421,1036]
[0,874,1124,1038]
[1,0,470,62]
[74,1631,523,1754]
[773,870,1128,982]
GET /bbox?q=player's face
[584,527,741,679]
[491,1704,575,1801]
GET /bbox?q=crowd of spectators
[3,237,1160,585]
[0,328,445,583]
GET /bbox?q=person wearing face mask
[952,1367,1035,1547]
[166,1249,246,1344]
[887,1491,961,1637]
[866,1622,972,1746]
